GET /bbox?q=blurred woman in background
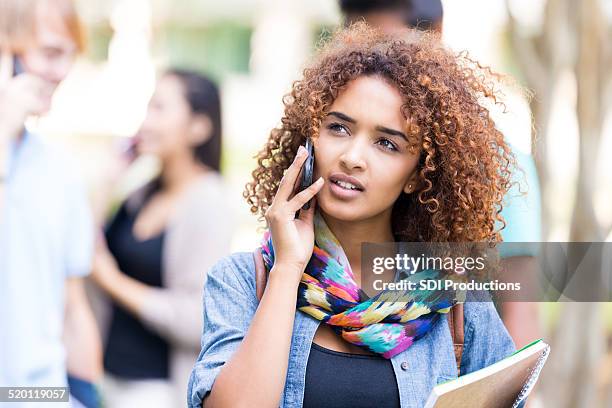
[91,69,233,407]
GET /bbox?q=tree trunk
[506,0,611,405]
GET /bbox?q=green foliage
[85,22,113,62]
[312,23,335,51]
[157,22,252,81]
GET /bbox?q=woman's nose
[339,137,367,171]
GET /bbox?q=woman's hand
[90,232,150,316]
[264,145,324,284]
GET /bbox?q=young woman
[188,24,518,408]
[92,69,232,407]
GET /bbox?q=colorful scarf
[260,211,458,359]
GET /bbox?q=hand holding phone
[265,144,324,282]
[0,52,53,141]
[298,138,315,210]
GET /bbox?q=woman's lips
[328,179,364,200]
[329,173,365,190]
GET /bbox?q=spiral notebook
[424,339,550,408]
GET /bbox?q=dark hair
[166,68,222,172]
[339,0,405,13]
[405,0,443,31]
[339,0,443,32]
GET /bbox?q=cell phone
[12,56,23,77]
[120,136,139,163]
[299,138,315,210]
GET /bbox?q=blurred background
[18,0,612,406]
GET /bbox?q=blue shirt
[188,252,518,408]
[498,147,542,257]
[0,132,94,388]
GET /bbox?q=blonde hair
[44,0,85,52]
[0,0,85,53]
[0,0,36,52]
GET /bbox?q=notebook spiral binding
[512,345,551,408]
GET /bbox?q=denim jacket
[188,252,518,408]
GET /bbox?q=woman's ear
[403,172,421,194]
[188,114,212,146]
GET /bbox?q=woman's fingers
[275,145,308,201]
[288,177,324,213]
[297,196,317,224]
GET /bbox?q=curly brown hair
[244,23,516,243]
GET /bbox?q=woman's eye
[377,138,398,152]
[327,123,349,135]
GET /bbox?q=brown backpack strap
[447,303,465,376]
[254,248,464,375]
[253,248,268,301]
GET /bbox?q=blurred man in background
[339,0,443,35]
[0,0,102,406]
[339,0,543,351]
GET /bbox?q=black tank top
[103,203,169,379]
[303,342,400,408]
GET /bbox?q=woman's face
[313,75,421,223]
[137,74,201,160]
